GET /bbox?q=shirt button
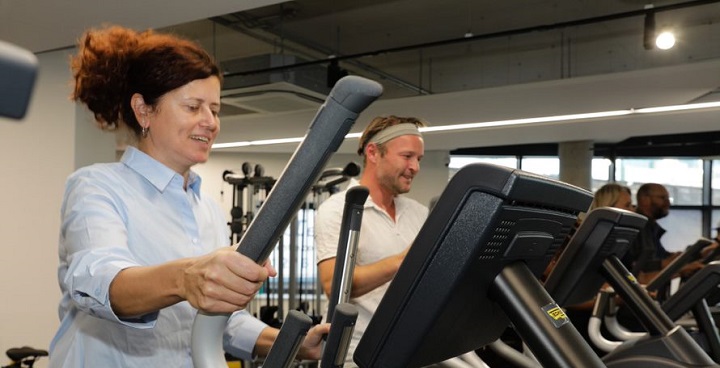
[192,238,198,244]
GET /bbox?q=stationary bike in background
[2,347,47,368]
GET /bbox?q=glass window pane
[448,156,517,179]
[656,209,703,252]
[616,158,703,205]
[448,156,517,169]
[591,158,611,181]
[713,160,720,205]
[591,158,612,192]
[520,157,559,179]
[712,209,720,241]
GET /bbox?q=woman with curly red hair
[49,25,328,367]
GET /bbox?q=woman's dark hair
[70,25,222,137]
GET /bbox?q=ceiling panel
[3,0,720,154]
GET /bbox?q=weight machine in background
[221,161,361,366]
[223,162,276,245]
[223,163,283,329]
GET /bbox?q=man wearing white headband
[315,116,488,367]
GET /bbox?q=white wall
[0,48,115,367]
[0,49,75,366]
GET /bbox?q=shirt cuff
[223,310,268,360]
[70,260,158,328]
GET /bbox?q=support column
[559,140,593,190]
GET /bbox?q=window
[448,155,517,179]
[590,158,612,191]
[712,209,720,239]
[616,158,703,206]
[657,209,703,252]
[450,154,716,242]
[450,156,613,190]
[712,160,720,206]
[520,157,559,179]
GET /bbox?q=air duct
[221,54,331,115]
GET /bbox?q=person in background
[545,182,635,280]
[315,116,487,367]
[558,183,635,355]
[49,25,328,367]
[628,183,709,284]
[590,183,635,212]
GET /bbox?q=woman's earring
[141,125,149,138]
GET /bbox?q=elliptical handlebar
[191,75,383,368]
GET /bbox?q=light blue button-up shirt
[49,146,267,367]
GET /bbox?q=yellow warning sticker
[542,303,569,328]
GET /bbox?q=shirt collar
[346,178,404,211]
[346,177,361,189]
[121,146,202,195]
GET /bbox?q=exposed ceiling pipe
[210,14,432,95]
[221,0,720,79]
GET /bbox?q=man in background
[629,183,706,283]
[314,115,486,367]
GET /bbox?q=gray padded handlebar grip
[236,77,381,263]
[321,303,359,368]
[191,75,383,368]
[263,310,314,368]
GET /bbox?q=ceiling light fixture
[212,137,304,149]
[634,100,720,113]
[655,30,676,50]
[643,5,676,51]
[211,100,720,150]
[643,6,656,50]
